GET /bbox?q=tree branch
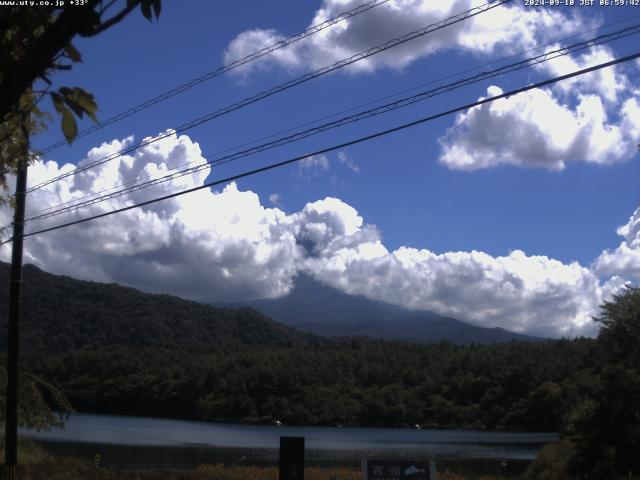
[82,1,139,37]
[100,0,119,16]
[0,0,142,124]
[0,5,94,123]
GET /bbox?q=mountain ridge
[0,261,322,352]
[0,262,540,352]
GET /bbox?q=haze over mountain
[226,274,543,344]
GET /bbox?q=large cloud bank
[223,0,586,76]
[438,44,640,170]
[594,206,640,282]
[0,132,632,338]
[438,85,640,171]
[224,1,640,173]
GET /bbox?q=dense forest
[22,338,594,432]
[0,263,597,432]
[1,262,639,477]
[0,263,322,351]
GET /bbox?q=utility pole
[3,120,29,480]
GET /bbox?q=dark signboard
[362,459,434,480]
[279,436,304,480]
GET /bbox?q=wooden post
[279,436,304,480]
[3,122,28,480]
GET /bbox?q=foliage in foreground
[522,287,640,479]
[0,367,73,431]
[8,448,507,480]
[0,438,49,465]
[194,464,359,480]
[0,1,162,207]
[564,287,640,478]
[523,439,575,480]
[193,464,507,480]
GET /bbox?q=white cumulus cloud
[438,86,640,170]
[593,206,640,281]
[223,0,588,77]
[223,28,303,79]
[300,231,608,338]
[0,132,625,338]
[0,131,300,302]
[534,45,627,103]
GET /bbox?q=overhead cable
[27,0,510,193]
[25,24,640,223]
[3,49,636,245]
[38,0,393,155]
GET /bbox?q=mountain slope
[230,274,542,344]
[0,262,322,352]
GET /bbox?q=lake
[22,414,557,472]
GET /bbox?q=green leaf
[64,43,82,63]
[52,87,97,143]
[60,105,77,144]
[70,88,98,123]
[31,105,51,120]
[59,87,99,123]
[63,97,85,119]
[51,92,64,114]
[140,0,152,20]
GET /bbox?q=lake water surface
[22,413,557,469]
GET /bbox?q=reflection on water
[22,413,557,471]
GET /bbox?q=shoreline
[20,413,557,451]
[30,411,560,435]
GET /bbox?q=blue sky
[3,0,640,337]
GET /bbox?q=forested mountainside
[0,262,322,352]
[0,261,600,435]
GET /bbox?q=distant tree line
[22,338,595,432]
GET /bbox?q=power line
[201,11,640,160]
[30,10,640,220]
[38,0,392,155]
[23,23,640,221]
[31,0,507,191]
[24,23,640,223]
[39,9,618,222]
[202,11,640,160]
[22,10,640,190]
[26,0,510,194]
[4,50,637,245]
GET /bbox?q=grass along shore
[2,439,524,479]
